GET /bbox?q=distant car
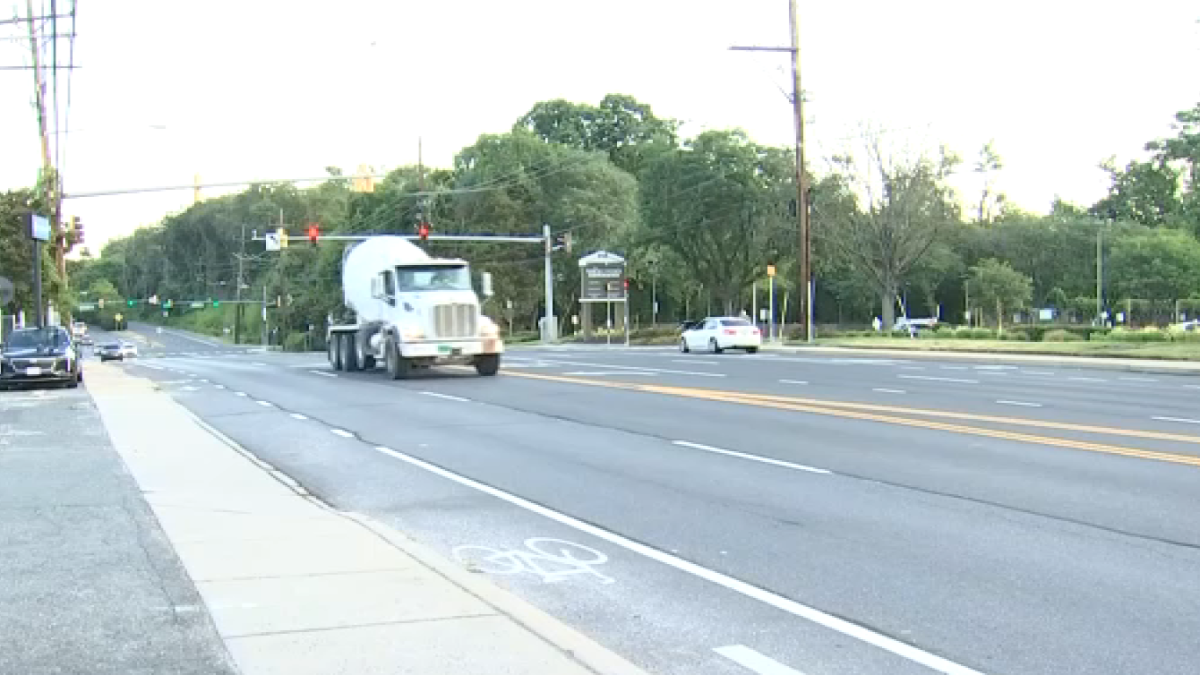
[120,342,139,359]
[98,342,127,362]
[893,317,938,334]
[680,317,762,354]
[0,326,83,389]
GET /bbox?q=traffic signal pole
[543,224,556,343]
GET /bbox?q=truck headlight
[401,327,425,341]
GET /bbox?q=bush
[1102,326,1169,342]
[1042,329,1083,342]
[1001,330,1030,341]
[966,328,996,340]
[283,333,310,352]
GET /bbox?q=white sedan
[680,317,762,354]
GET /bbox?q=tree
[516,94,678,175]
[638,129,794,315]
[1108,228,1200,301]
[968,258,1032,329]
[813,136,961,328]
[974,141,1006,224]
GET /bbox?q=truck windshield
[395,265,472,292]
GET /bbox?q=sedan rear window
[720,319,752,327]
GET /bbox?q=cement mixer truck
[326,236,502,378]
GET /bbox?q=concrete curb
[182,388,652,675]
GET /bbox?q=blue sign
[30,215,50,241]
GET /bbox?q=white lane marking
[1068,376,1105,383]
[673,359,719,365]
[252,362,267,367]
[1118,376,1158,383]
[158,329,224,348]
[290,413,308,421]
[141,364,164,371]
[899,365,925,371]
[1023,370,1055,376]
[256,400,274,408]
[214,384,226,390]
[562,371,657,377]
[778,379,808,385]
[420,391,470,403]
[371,445,986,675]
[233,392,247,397]
[199,379,209,383]
[1185,385,1200,390]
[673,440,830,475]
[288,362,331,368]
[873,388,906,394]
[1152,416,1200,425]
[940,365,968,371]
[537,359,726,378]
[714,645,805,675]
[898,374,979,384]
[180,386,199,392]
[309,370,338,378]
[330,428,355,438]
[996,400,1043,408]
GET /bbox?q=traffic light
[73,216,83,245]
[623,278,630,291]
[307,224,319,246]
[212,299,220,308]
[277,227,289,249]
[417,222,430,241]
[553,232,573,253]
[164,299,172,309]
[127,299,136,307]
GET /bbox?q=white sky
[2,0,1197,253]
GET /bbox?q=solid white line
[714,645,805,675]
[1023,370,1055,376]
[1185,385,1200,390]
[289,413,308,420]
[370,444,985,675]
[898,374,979,384]
[562,371,657,377]
[233,392,247,397]
[899,365,925,371]
[538,359,726,378]
[330,428,355,438]
[256,400,274,408]
[1068,376,1105,383]
[873,388,906,394]
[778,379,808,385]
[309,370,338,378]
[1152,416,1200,425]
[996,400,1042,408]
[251,362,267,367]
[1118,376,1157,383]
[288,362,332,368]
[674,359,719,365]
[420,391,470,402]
[673,440,830,475]
[940,365,969,371]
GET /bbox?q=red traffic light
[417,222,430,241]
[307,224,319,245]
[623,278,629,290]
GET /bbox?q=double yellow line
[505,371,1200,468]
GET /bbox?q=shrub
[1042,329,1082,342]
[1001,330,1030,341]
[283,333,309,352]
[967,328,996,340]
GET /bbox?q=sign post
[578,251,626,344]
[29,214,50,327]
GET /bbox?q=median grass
[811,336,1200,361]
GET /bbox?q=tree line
[5,94,1198,343]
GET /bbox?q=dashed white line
[898,365,925,371]
[233,392,247,397]
[309,370,338,378]
[537,359,726,378]
[1118,376,1158,383]
[1068,376,1105,383]
[673,440,830,475]
[289,413,308,421]
[256,400,274,408]
[714,645,805,675]
[563,371,656,377]
[996,400,1043,408]
[940,365,969,371]
[252,362,267,367]
[330,428,355,438]
[199,379,209,383]
[778,379,808,385]
[1152,416,1200,425]
[898,374,979,384]
[1185,385,1200,390]
[420,391,470,403]
[369,444,985,675]
[214,384,226,390]
[674,359,719,365]
[1023,370,1055,376]
[873,388,906,394]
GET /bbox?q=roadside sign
[578,251,626,302]
[278,227,289,249]
[29,214,50,241]
[78,303,96,311]
[265,232,281,251]
[190,301,204,309]
[114,313,123,322]
[767,264,776,278]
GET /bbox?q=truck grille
[431,304,477,339]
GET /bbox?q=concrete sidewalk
[763,343,1200,373]
[86,364,650,675]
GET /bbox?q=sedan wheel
[679,338,690,353]
[709,338,723,354]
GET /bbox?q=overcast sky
[2,0,1197,253]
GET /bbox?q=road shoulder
[86,362,649,675]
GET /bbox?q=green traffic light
[212,300,220,308]
[127,299,135,307]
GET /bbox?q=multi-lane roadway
[90,323,1200,675]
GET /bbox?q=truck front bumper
[399,338,504,361]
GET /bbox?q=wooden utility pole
[730,0,812,342]
[26,0,66,285]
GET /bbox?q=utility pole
[1096,227,1104,324]
[233,223,246,343]
[26,0,65,293]
[542,224,556,343]
[731,0,811,343]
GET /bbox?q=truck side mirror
[481,272,494,298]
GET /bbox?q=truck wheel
[385,337,411,380]
[474,354,500,376]
[356,334,375,370]
[330,335,345,371]
[343,333,360,372]
[362,355,376,370]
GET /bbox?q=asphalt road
[102,326,1200,675]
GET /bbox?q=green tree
[968,258,1032,329]
[516,94,678,175]
[1108,227,1200,301]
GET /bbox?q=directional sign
[0,276,13,305]
[78,303,96,311]
[190,301,204,309]
[265,231,281,252]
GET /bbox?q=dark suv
[0,326,84,389]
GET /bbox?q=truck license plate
[25,367,42,376]
[437,344,451,354]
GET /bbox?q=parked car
[680,317,762,354]
[0,326,84,389]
